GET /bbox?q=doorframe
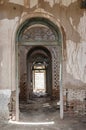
[15,16,63,121]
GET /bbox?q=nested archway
[26,46,52,101]
[15,16,63,121]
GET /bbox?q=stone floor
[0,95,86,130]
[0,115,86,130]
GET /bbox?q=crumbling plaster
[0,0,86,90]
[0,89,11,121]
[5,0,78,7]
[0,0,86,121]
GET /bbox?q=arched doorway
[15,17,63,121]
[26,46,52,101]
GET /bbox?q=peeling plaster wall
[0,19,11,89]
[0,0,86,120]
[8,0,78,7]
[9,0,24,6]
[0,18,19,90]
[66,41,86,85]
[44,0,77,7]
[0,89,11,121]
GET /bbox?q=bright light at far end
[9,120,54,125]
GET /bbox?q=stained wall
[0,0,86,120]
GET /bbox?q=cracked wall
[0,0,86,120]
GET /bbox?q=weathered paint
[8,0,78,7]
[44,0,77,7]
[66,40,86,87]
[0,0,86,120]
[78,11,86,41]
[0,18,19,90]
[0,89,11,121]
[9,0,24,6]
[0,0,85,90]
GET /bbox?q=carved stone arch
[15,15,64,120]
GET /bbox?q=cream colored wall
[0,17,19,90]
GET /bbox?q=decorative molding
[21,25,56,42]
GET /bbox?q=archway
[15,17,63,121]
[26,46,52,101]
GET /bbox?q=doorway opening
[32,64,46,95]
[26,46,52,102]
[15,17,63,121]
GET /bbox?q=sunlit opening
[9,120,54,125]
[33,64,46,95]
